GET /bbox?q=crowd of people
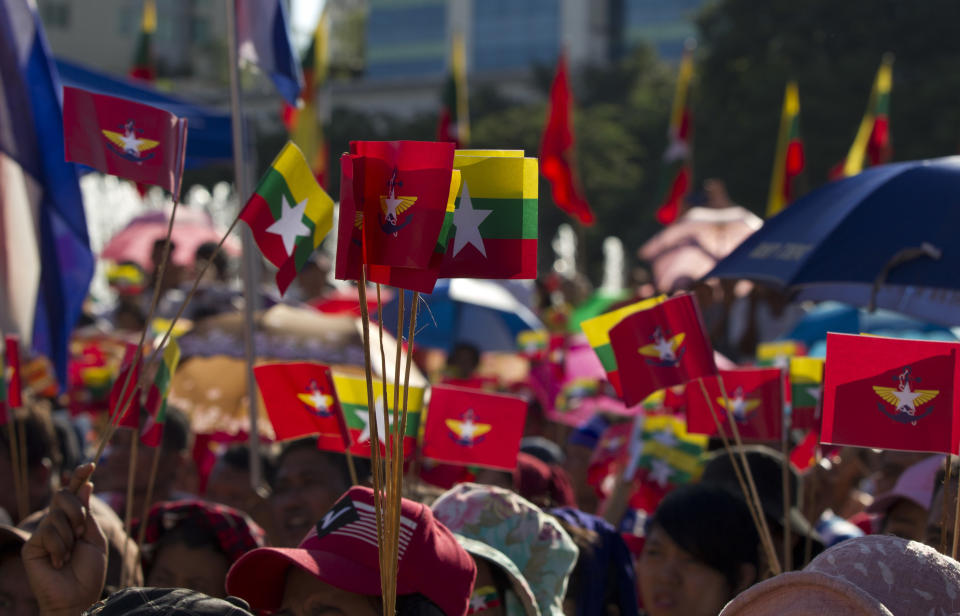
[3,245,960,616]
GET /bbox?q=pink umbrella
[100,208,241,268]
[640,205,762,293]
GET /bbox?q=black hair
[146,518,229,578]
[52,413,82,474]
[217,444,276,486]
[273,438,369,491]
[162,405,191,455]
[0,402,61,471]
[448,342,480,368]
[646,483,759,593]
[383,593,446,616]
[114,297,147,330]
[195,241,229,279]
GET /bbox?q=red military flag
[608,294,717,406]
[111,343,143,430]
[539,53,594,226]
[62,86,188,197]
[352,140,455,270]
[790,430,819,473]
[5,335,22,408]
[821,333,960,455]
[422,385,526,470]
[254,362,351,446]
[334,153,364,282]
[655,45,694,225]
[686,368,783,441]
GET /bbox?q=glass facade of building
[622,0,704,60]
[364,0,447,79]
[472,0,560,72]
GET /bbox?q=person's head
[151,238,175,269]
[140,500,265,598]
[114,298,147,332]
[718,535,960,615]
[206,445,268,515]
[512,452,577,510]
[926,457,960,549]
[0,403,61,522]
[432,483,579,616]
[867,454,943,543]
[81,587,254,616]
[195,241,230,283]
[97,405,192,516]
[0,526,35,616]
[227,486,476,616]
[269,439,368,547]
[701,445,823,569]
[550,508,638,616]
[639,484,759,616]
[446,343,481,380]
[563,415,610,514]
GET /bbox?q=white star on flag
[356,397,393,444]
[307,391,329,413]
[119,132,145,154]
[266,194,311,256]
[451,182,492,257]
[649,459,674,487]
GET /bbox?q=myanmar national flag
[581,295,665,396]
[328,372,424,459]
[437,32,469,147]
[631,414,707,488]
[756,340,807,366]
[240,141,334,295]
[254,362,350,446]
[790,356,824,431]
[831,54,894,179]
[128,0,156,81]
[655,45,694,225]
[140,339,181,447]
[421,385,526,470]
[517,329,549,359]
[766,81,804,217]
[437,150,537,279]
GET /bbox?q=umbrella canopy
[382,279,543,352]
[708,157,960,325]
[640,205,762,293]
[100,207,241,268]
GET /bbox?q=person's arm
[21,463,107,616]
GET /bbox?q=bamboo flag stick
[952,454,960,559]
[374,284,396,613]
[136,445,163,549]
[698,378,781,574]
[941,456,952,555]
[6,421,24,521]
[356,272,388,612]
[17,417,29,521]
[717,375,782,576]
[780,367,792,571]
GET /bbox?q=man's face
[276,567,377,616]
[270,449,348,547]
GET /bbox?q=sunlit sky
[289,0,326,54]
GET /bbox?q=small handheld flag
[254,362,351,446]
[240,142,334,295]
[62,86,188,197]
[140,339,181,447]
[581,295,665,396]
[686,368,783,441]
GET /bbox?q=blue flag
[0,0,94,389]
[237,0,303,105]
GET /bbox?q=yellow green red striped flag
[328,372,425,459]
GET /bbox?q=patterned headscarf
[137,500,265,566]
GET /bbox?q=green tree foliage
[694,0,960,211]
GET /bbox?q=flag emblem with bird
[873,367,939,425]
[638,327,686,367]
[102,120,160,162]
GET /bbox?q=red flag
[790,430,819,472]
[254,362,351,447]
[587,421,632,489]
[421,385,526,470]
[609,294,717,406]
[62,86,188,197]
[352,140,455,269]
[539,54,594,226]
[334,153,364,282]
[686,368,783,441]
[110,343,143,430]
[5,335,22,408]
[821,333,960,455]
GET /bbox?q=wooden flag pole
[717,375,782,576]
[802,442,821,568]
[17,417,29,521]
[136,444,163,549]
[388,288,406,606]
[374,283,396,613]
[345,449,360,486]
[698,378,781,574]
[356,271,389,611]
[123,430,139,538]
[941,456,952,555]
[6,421,25,521]
[780,367,792,571]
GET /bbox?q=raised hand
[21,463,108,616]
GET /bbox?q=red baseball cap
[225,486,476,616]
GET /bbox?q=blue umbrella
[708,156,960,326]
[381,279,543,352]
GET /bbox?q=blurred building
[35,0,705,120]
